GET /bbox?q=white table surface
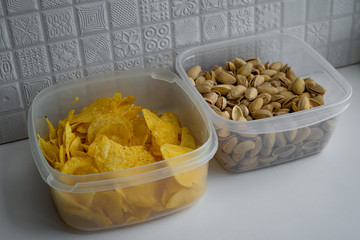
[1,64,359,240]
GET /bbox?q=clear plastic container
[27,68,217,231]
[176,33,352,173]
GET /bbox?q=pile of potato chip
[38,93,207,229]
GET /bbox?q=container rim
[175,33,353,134]
[28,68,218,193]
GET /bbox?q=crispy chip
[180,127,196,149]
[130,116,149,146]
[38,136,59,166]
[69,137,83,152]
[63,121,75,158]
[45,117,57,140]
[161,112,181,135]
[122,181,162,209]
[165,186,202,210]
[74,96,79,104]
[92,190,125,224]
[160,143,194,160]
[61,157,99,175]
[76,123,90,134]
[96,123,131,146]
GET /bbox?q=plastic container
[176,33,352,173]
[28,68,217,231]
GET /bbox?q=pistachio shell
[292,127,311,144]
[226,61,237,72]
[233,140,256,154]
[217,71,237,84]
[270,102,282,112]
[187,65,202,79]
[248,98,264,113]
[275,132,287,147]
[257,92,272,104]
[216,150,236,168]
[212,84,234,95]
[216,96,227,110]
[217,128,231,139]
[246,57,261,67]
[233,58,246,68]
[250,75,265,87]
[203,92,219,105]
[236,75,249,87]
[270,61,282,71]
[291,77,305,95]
[298,95,311,110]
[245,87,258,101]
[237,62,253,77]
[272,144,296,158]
[251,109,273,119]
[250,136,262,158]
[257,85,279,95]
[227,85,247,100]
[306,127,324,141]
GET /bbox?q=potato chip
[124,206,152,224]
[87,112,132,144]
[123,104,142,120]
[76,123,90,134]
[61,157,99,175]
[92,135,155,172]
[180,127,196,149]
[63,121,75,158]
[74,96,79,104]
[96,123,131,146]
[160,143,194,160]
[92,190,125,224]
[122,181,162,209]
[70,150,88,158]
[165,185,203,210]
[38,136,59,166]
[161,112,181,135]
[130,116,149,146]
[69,137,83,153]
[59,145,65,164]
[45,117,57,140]
[142,109,179,147]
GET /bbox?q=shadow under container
[176,33,352,173]
[28,68,217,230]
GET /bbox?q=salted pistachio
[251,68,260,76]
[261,69,278,77]
[239,104,250,117]
[232,105,247,121]
[301,141,321,154]
[262,74,272,81]
[275,132,287,147]
[262,104,274,112]
[271,80,282,87]
[236,75,249,87]
[244,87,258,101]
[212,84,234,95]
[305,81,326,95]
[203,92,219,105]
[272,144,296,158]
[282,96,299,109]
[239,155,259,167]
[226,61,237,72]
[195,75,206,86]
[311,95,324,105]
[270,61,282,71]
[210,105,223,116]
[256,64,266,72]
[257,92,272,105]
[233,140,256,154]
[221,110,231,119]
[291,77,306,95]
[257,85,279,95]
[270,102,282,112]
[252,109,273,119]
[227,99,241,107]
[309,98,322,108]
[284,129,297,142]
[248,98,264,113]
[271,94,286,103]
[292,127,311,144]
[187,65,201,79]
[231,152,246,163]
[299,91,311,99]
[286,68,296,81]
[214,66,224,76]
[306,127,324,141]
[245,115,253,121]
[246,57,261,67]
[298,95,311,110]
[221,136,238,153]
[203,71,212,80]
[216,150,236,169]
[217,71,237,84]
[259,156,277,164]
[217,128,231,139]
[280,64,288,73]
[292,102,300,112]
[250,136,262,158]
[227,85,247,100]
[279,77,292,88]
[264,61,270,69]
[196,82,212,93]
[189,77,195,86]
[216,96,227,110]
[247,73,255,81]
[233,58,246,68]
[237,62,253,77]
[250,75,265,88]
[272,72,286,81]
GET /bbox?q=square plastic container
[176,33,352,173]
[28,68,217,231]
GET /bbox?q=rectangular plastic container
[176,33,352,173]
[28,68,217,231]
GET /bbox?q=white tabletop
[1,64,359,240]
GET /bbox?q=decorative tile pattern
[49,40,81,71]
[140,0,169,24]
[0,19,11,50]
[255,3,281,32]
[331,16,353,42]
[172,17,200,47]
[0,52,17,83]
[171,0,198,18]
[81,34,111,65]
[281,25,305,40]
[229,7,254,37]
[145,52,173,69]
[22,77,51,106]
[199,0,226,13]
[0,3,3,16]
[313,46,328,59]
[283,0,306,27]
[8,14,44,47]
[116,57,144,70]
[54,70,83,84]
[332,0,354,16]
[76,2,108,35]
[0,82,22,113]
[143,23,172,53]
[228,0,254,7]
[0,111,27,144]
[42,7,76,40]
[328,41,350,67]
[308,0,331,21]
[5,0,38,14]
[85,63,114,76]
[109,0,139,29]
[112,28,142,60]
[15,46,50,78]
[306,21,330,47]
[202,12,227,41]
[40,0,72,9]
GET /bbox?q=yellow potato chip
[61,157,99,175]
[180,127,196,149]
[160,143,194,160]
[124,206,152,224]
[142,109,179,147]
[92,190,125,225]
[96,123,131,146]
[122,181,162,209]
[113,92,122,103]
[87,112,132,144]
[45,117,57,140]
[92,135,155,172]
[69,137,83,153]
[38,136,59,166]
[130,116,149,146]
[74,96,79,104]
[59,144,65,164]
[76,123,90,134]
[70,150,88,158]
[161,112,181,135]
[165,185,203,210]
[123,104,142,120]
[63,121,75,158]
[66,109,75,123]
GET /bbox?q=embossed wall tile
[307,0,331,21]
[256,38,281,61]
[81,34,111,65]
[8,14,44,47]
[15,46,50,78]
[49,40,81,72]
[281,25,305,40]
[109,0,139,29]
[328,41,350,67]
[116,57,144,70]
[229,7,254,37]
[5,0,38,14]
[42,7,76,40]
[306,21,330,48]
[331,16,353,42]
[112,28,142,60]
[353,14,360,40]
[202,12,227,41]
[85,63,114,76]
[350,40,360,63]
[199,0,226,13]
[76,2,108,35]
[145,52,173,70]
[54,70,83,84]
[22,77,51,106]
[140,0,169,24]
[255,3,281,32]
[171,0,198,18]
[0,3,3,16]
[332,0,354,16]
[0,52,17,83]
[172,17,200,47]
[313,46,328,59]
[0,19,11,50]
[283,0,306,27]
[0,82,22,113]
[0,111,27,144]
[143,23,172,53]
[40,0,72,9]
[228,0,254,7]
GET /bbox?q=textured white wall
[0,0,359,144]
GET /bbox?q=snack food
[38,92,206,229]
